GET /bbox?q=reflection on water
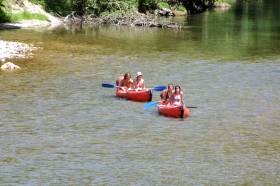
[0,1,280,185]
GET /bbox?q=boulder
[158,8,175,17]
[1,62,21,71]
[64,11,83,24]
[214,2,231,10]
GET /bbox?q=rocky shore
[65,9,182,29]
[0,40,38,61]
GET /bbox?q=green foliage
[1,0,220,23]
[180,0,215,14]
[138,0,158,13]
[158,2,169,9]
[30,0,46,6]
[9,11,48,22]
[31,0,72,16]
[177,4,186,11]
[71,0,87,15]
[158,1,186,12]
[71,0,135,16]
[0,11,10,23]
[28,0,217,17]
[0,0,49,23]
[0,0,10,22]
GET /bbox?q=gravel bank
[0,40,38,62]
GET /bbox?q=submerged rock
[1,62,21,71]
[214,2,231,10]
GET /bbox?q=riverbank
[81,10,182,29]
[1,0,232,30]
[64,2,230,29]
[0,0,232,62]
[0,0,61,29]
[0,0,56,63]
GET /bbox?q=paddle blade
[102,83,115,88]
[144,101,158,110]
[152,86,167,91]
[187,106,197,109]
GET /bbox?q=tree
[180,0,215,14]
[71,0,87,15]
[138,0,158,13]
[0,0,10,23]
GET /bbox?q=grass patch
[177,5,186,12]
[8,11,48,22]
[158,2,170,9]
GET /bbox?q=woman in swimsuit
[133,72,145,90]
[170,85,184,106]
[160,83,174,103]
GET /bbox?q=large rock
[1,62,21,71]
[64,11,84,24]
[214,2,231,10]
[157,8,175,16]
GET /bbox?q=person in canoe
[120,73,133,88]
[116,73,134,90]
[133,72,145,90]
[169,85,184,106]
[160,83,174,103]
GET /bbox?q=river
[0,1,280,185]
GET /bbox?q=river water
[0,1,280,185]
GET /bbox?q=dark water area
[0,1,279,185]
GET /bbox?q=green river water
[0,0,280,185]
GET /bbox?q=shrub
[31,0,72,16]
[138,0,158,13]
[0,0,10,22]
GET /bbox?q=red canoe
[116,88,152,102]
[157,102,190,118]
[116,88,127,99]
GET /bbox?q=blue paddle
[153,86,167,91]
[102,83,116,88]
[144,101,159,110]
[102,83,166,91]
